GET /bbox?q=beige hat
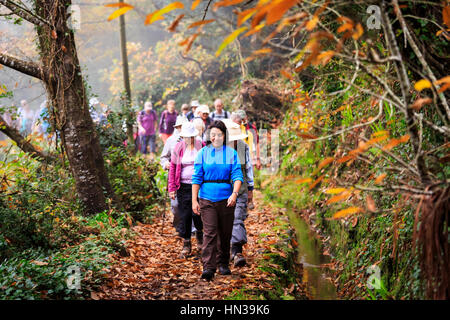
[198,104,210,115]
[222,119,248,141]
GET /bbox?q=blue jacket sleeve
[231,149,244,183]
[192,148,204,185]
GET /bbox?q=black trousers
[177,183,203,240]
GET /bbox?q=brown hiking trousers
[199,198,235,271]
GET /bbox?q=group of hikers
[0,97,109,140]
[2,95,262,281]
[0,99,50,138]
[140,98,262,281]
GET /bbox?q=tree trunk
[34,0,114,214]
[119,1,135,148]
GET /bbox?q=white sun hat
[180,122,199,138]
[222,119,248,141]
[174,115,188,127]
[198,104,210,115]
[89,97,99,106]
[190,100,200,107]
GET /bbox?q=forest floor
[93,191,289,300]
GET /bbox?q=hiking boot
[196,231,203,251]
[248,201,255,210]
[233,253,247,267]
[231,243,242,261]
[218,265,231,275]
[179,239,191,258]
[201,269,215,281]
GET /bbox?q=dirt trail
[94,191,283,300]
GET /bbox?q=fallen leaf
[414,79,432,91]
[332,207,363,219]
[366,195,377,212]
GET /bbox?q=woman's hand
[169,191,176,200]
[227,193,237,207]
[192,200,200,215]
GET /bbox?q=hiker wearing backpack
[137,101,158,158]
[168,122,204,258]
[223,119,254,268]
[159,100,178,144]
[210,99,230,121]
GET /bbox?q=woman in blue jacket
[192,120,243,281]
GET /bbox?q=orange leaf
[243,23,265,37]
[252,48,272,56]
[410,97,432,111]
[145,2,184,25]
[266,0,300,26]
[434,76,450,86]
[414,79,432,91]
[191,0,201,10]
[332,207,363,219]
[243,56,257,63]
[337,154,355,163]
[297,132,317,139]
[187,19,215,29]
[382,135,410,151]
[325,188,348,195]
[438,83,450,93]
[105,2,132,8]
[213,0,245,11]
[305,15,319,31]
[294,178,312,184]
[326,190,351,204]
[178,37,190,46]
[443,5,450,28]
[309,175,324,191]
[281,69,294,80]
[237,7,258,26]
[107,4,134,21]
[366,195,377,212]
[313,50,334,66]
[374,173,387,185]
[352,23,364,40]
[167,14,185,32]
[366,134,389,146]
[318,157,334,170]
[184,32,201,54]
[337,22,353,33]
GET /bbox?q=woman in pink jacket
[169,122,204,258]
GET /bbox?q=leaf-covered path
[93,191,285,300]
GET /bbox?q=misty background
[0,0,172,113]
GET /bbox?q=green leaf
[215,26,248,57]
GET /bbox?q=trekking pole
[160,194,167,236]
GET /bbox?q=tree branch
[0,0,50,27]
[380,0,431,185]
[0,115,55,162]
[0,52,46,81]
[392,0,450,124]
